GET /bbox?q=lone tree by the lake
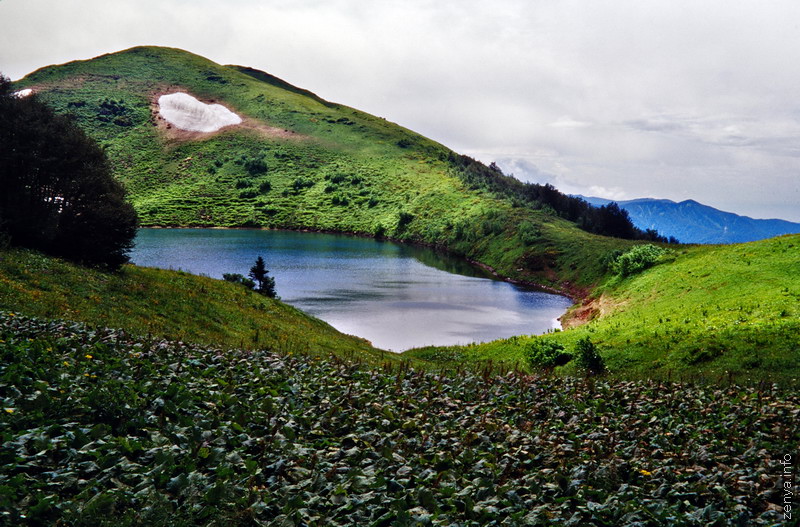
[0,74,138,269]
[249,256,277,298]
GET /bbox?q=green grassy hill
[12,45,627,293]
[9,46,800,382]
[0,249,388,362]
[407,235,800,383]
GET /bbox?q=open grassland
[407,235,800,383]
[0,249,388,362]
[1,312,796,526]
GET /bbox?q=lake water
[130,229,572,351]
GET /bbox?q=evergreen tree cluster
[223,256,277,298]
[449,154,675,243]
[0,75,138,269]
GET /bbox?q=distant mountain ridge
[576,196,800,244]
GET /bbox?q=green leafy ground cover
[0,249,386,362]
[407,235,800,383]
[1,312,796,526]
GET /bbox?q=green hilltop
[9,46,800,381]
[12,45,631,292]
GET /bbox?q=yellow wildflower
[4,408,14,414]
[63,361,70,367]
[639,469,652,476]
[85,354,93,359]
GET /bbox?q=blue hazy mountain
[576,196,800,244]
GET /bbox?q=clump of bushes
[609,244,670,276]
[222,273,255,289]
[525,339,572,371]
[525,336,606,376]
[97,98,134,126]
[396,211,414,230]
[575,337,606,375]
[233,154,268,176]
[517,220,542,246]
[291,177,315,192]
[97,97,128,119]
[244,157,268,176]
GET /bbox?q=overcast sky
[2,0,799,221]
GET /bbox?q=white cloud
[1,0,799,221]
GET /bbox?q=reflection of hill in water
[400,245,492,280]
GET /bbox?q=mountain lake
[130,228,573,351]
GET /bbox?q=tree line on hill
[449,154,678,243]
[0,75,138,269]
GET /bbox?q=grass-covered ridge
[1,312,796,525]
[0,249,387,362]
[407,235,800,383]
[12,45,632,292]
[10,46,799,380]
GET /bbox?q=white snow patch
[157,92,242,133]
[13,89,33,98]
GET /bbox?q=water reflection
[130,229,572,351]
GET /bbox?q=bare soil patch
[150,87,304,143]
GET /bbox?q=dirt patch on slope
[150,88,304,143]
[560,294,624,329]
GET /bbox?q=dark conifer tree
[248,256,277,298]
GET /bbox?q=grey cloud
[624,119,686,134]
[1,0,799,221]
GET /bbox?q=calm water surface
[130,229,572,351]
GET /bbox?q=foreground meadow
[1,313,796,526]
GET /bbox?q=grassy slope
[407,235,800,383]
[12,45,623,292]
[0,249,391,362]
[11,46,799,381]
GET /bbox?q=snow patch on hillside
[157,92,241,133]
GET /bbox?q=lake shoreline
[139,225,581,303]
[133,227,574,347]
